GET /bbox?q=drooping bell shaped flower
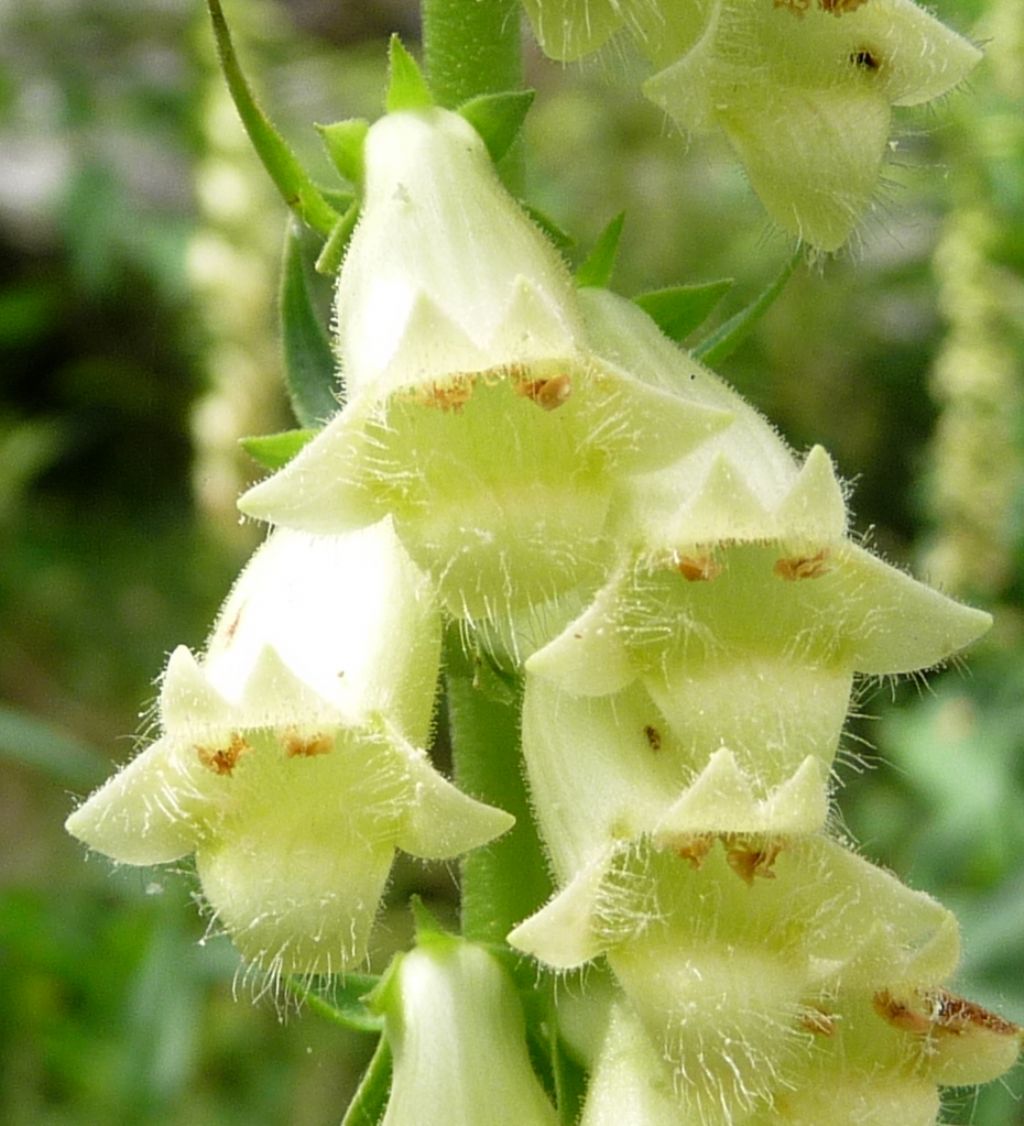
[66,523,513,977]
[512,835,1017,1123]
[373,933,559,1126]
[580,988,1020,1126]
[644,0,982,250]
[240,108,730,646]
[526,291,990,847]
[522,0,981,249]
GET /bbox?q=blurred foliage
[0,0,1021,1122]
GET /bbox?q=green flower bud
[240,109,731,639]
[374,935,559,1126]
[66,525,513,977]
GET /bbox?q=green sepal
[286,973,384,1034]
[633,278,734,343]
[240,427,319,470]
[695,247,801,366]
[314,200,360,277]
[341,1035,393,1126]
[576,212,626,289]
[280,223,340,424]
[520,202,575,253]
[386,35,434,112]
[457,90,535,165]
[410,896,450,941]
[317,119,370,187]
[205,0,339,236]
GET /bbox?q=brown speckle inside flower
[196,732,251,776]
[725,837,784,883]
[774,548,832,580]
[673,552,722,582]
[515,372,573,411]
[676,834,715,869]
[643,724,662,751]
[284,731,335,758]
[409,375,475,412]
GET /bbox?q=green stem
[422,0,524,190]
[445,633,553,943]
[422,0,522,108]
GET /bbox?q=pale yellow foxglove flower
[66,524,512,978]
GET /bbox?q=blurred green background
[1,0,1021,1122]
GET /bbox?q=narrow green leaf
[286,973,384,1034]
[576,212,626,289]
[341,1036,393,1126]
[386,35,434,112]
[280,223,340,423]
[694,248,802,366]
[0,703,108,790]
[317,119,369,186]
[521,202,574,253]
[457,90,535,165]
[314,201,360,277]
[206,0,338,235]
[633,279,735,343]
[240,428,319,470]
[551,1031,588,1125]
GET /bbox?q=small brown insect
[673,552,723,582]
[284,731,334,758]
[774,548,832,581]
[196,732,250,776]
[643,724,662,751]
[515,372,573,411]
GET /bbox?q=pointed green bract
[340,1036,393,1126]
[386,35,435,112]
[457,89,536,164]
[241,430,319,472]
[633,278,734,344]
[314,200,360,276]
[576,212,626,289]
[317,118,370,186]
[695,248,801,365]
[280,223,339,424]
[205,0,339,236]
[287,973,383,1033]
